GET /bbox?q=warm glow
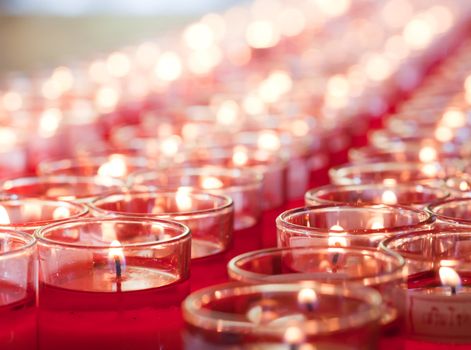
[439,266,461,289]
[39,108,62,138]
[426,6,454,34]
[201,176,224,190]
[326,75,349,99]
[108,240,126,269]
[284,326,305,345]
[0,128,18,148]
[242,94,266,115]
[98,155,127,178]
[106,52,131,78]
[154,52,183,82]
[160,135,182,157]
[88,59,109,84]
[245,20,280,49]
[328,225,347,247]
[216,100,240,125]
[435,126,453,142]
[183,23,215,50]
[365,54,392,82]
[201,13,226,41]
[277,8,306,37]
[257,131,281,151]
[419,146,437,163]
[41,79,62,100]
[383,178,397,186]
[258,70,293,103]
[52,206,71,220]
[232,146,249,166]
[135,42,160,68]
[403,18,433,50]
[369,218,385,230]
[297,288,318,307]
[0,206,10,225]
[315,0,351,17]
[290,119,309,137]
[95,86,120,113]
[465,74,471,93]
[459,180,470,191]
[51,66,74,92]
[381,190,398,205]
[441,109,466,129]
[187,46,222,75]
[381,0,413,29]
[2,91,22,111]
[421,163,439,177]
[176,188,193,211]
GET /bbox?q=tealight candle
[36,154,157,179]
[129,166,263,258]
[183,282,382,349]
[381,230,471,344]
[0,175,125,202]
[0,229,36,349]
[277,204,434,248]
[0,198,88,234]
[89,190,234,290]
[305,183,453,209]
[329,161,462,186]
[227,246,406,344]
[36,217,191,350]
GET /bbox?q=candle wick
[451,286,456,295]
[332,253,339,273]
[114,256,122,292]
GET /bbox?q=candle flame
[419,146,437,163]
[176,188,193,211]
[328,225,347,247]
[0,206,10,225]
[232,146,249,166]
[257,131,281,151]
[52,206,71,220]
[439,266,461,290]
[108,240,126,275]
[383,178,397,186]
[381,190,398,205]
[297,288,318,309]
[201,176,223,190]
[283,326,305,346]
[98,155,127,178]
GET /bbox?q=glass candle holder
[330,161,462,186]
[36,154,158,180]
[0,198,88,234]
[172,146,288,210]
[0,229,36,349]
[381,230,471,344]
[443,175,471,196]
[183,282,382,349]
[0,175,125,203]
[305,183,453,209]
[427,198,471,228]
[36,217,191,350]
[228,246,406,335]
[277,204,435,248]
[129,166,263,231]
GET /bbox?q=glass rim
[305,183,451,206]
[90,190,234,217]
[0,228,36,258]
[35,216,191,249]
[277,204,435,236]
[128,166,264,192]
[427,197,471,225]
[330,160,446,177]
[183,282,382,335]
[37,155,155,175]
[227,246,406,285]
[380,229,471,262]
[0,198,89,229]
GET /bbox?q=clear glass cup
[0,175,125,202]
[305,183,452,209]
[0,229,37,349]
[277,204,435,248]
[183,282,382,349]
[129,166,263,231]
[381,230,471,344]
[36,217,191,350]
[427,197,471,228]
[0,198,88,234]
[330,161,462,186]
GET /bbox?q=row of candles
[1,0,471,349]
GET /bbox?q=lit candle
[108,240,125,292]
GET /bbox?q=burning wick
[328,225,345,270]
[284,326,305,350]
[109,240,125,292]
[439,266,461,295]
[297,288,318,312]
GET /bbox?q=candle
[0,198,88,234]
[0,229,36,349]
[182,282,382,349]
[0,175,125,203]
[36,217,191,350]
[277,204,435,248]
[381,230,471,344]
[305,183,452,208]
[89,190,234,290]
